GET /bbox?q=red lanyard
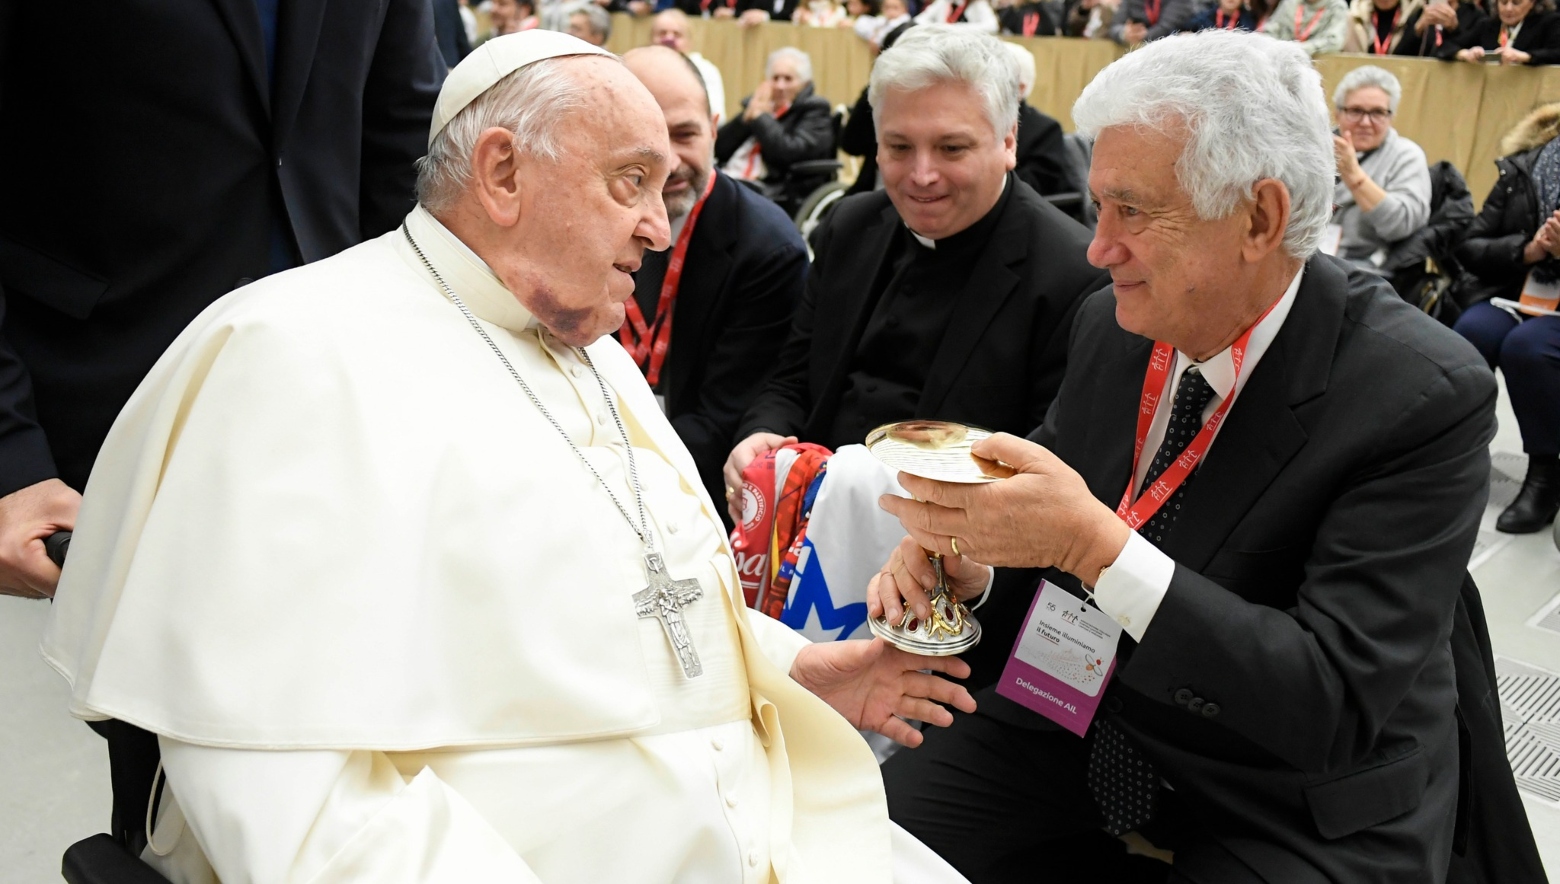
[700,0,735,11]
[1114,302,1278,530]
[1500,24,1514,46]
[1215,8,1239,28]
[1144,0,1162,24]
[946,0,969,21]
[618,172,717,388]
[1294,2,1326,40]
[1370,7,1400,53]
[1022,10,1041,34]
[740,103,789,179]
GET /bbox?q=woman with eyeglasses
[1443,0,1560,63]
[1330,66,1432,269]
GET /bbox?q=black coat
[1392,2,1487,55]
[1439,9,1560,61]
[0,0,441,497]
[970,257,1508,882]
[1453,140,1560,306]
[841,85,880,198]
[1384,159,1475,277]
[737,179,1107,448]
[715,83,835,186]
[650,172,809,509]
[998,1,1065,34]
[1015,102,1070,197]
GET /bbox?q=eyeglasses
[1338,107,1392,123]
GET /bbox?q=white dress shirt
[1093,267,1304,641]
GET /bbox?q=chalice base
[869,606,982,656]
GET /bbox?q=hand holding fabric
[868,536,992,625]
[789,638,977,747]
[0,478,79,599]
[723,432,796,521]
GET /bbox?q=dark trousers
[883,708,1190,884]
[1453,302,1560,456]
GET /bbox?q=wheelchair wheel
[794,181,849,245]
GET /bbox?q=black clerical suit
[1438,9,1560,62]
[1015,102,1070,198]
[631,171,807,512]
[884,257,1545,884]
[738,175,1106,451]
[0,0,441,861]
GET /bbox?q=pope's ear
[470,126,525,227]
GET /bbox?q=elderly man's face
[1337,86,1392,152]
[883,0,908,17]
[498,60,673,345]
[1086,125,1257,350]
[767,58,805,107]
[626,49,716,221]
[651,13,692,52]
[877,81,1017,241]
[491,0,522,33]
[567,13,604,46]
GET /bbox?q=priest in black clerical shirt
[724,25,1106,517]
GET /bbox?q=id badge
[1319,224,1344,257]
[1519,272,1560,316]
[996,580,1123,736]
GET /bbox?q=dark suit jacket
[738,179,1107,448]
[0,0,441,496]
[1439,9,1560,62]
[659,172,808,509]
[1015,102,1070,197]
[715,84,834,185]
[973,257,1509,882]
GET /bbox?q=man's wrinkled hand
[0,478,81,599]
[877,433,1130,582]
[868,536,992,626]
[790,638,976,748]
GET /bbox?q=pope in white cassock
[41,32,977,884]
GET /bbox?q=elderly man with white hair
[715,47,836,212]
[42,32,977,884]
[871,29,1514,884]
[1328,65,1432,267]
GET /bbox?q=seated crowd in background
[715,47,837,213]
[1327,66,1432,269]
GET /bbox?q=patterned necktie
[1087,365,1217,837]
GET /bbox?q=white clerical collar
[906,175,1007,249]
[401,206,538,333]
[1175,264,1303,401]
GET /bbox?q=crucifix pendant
[634,552,705,678]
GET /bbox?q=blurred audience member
[1067,0,1125,36]
[433,0,474,65]
[842,21,919,197]
[1344,0,1424,50]
[1182,0,1261,29]
[917,0,1002,32]
[797,0,854,24]
[1002,42,1072,196]
[481,0,540,42]
[624,47,808,515]
[1110,0,1200,43]
[1453,103,1560,532]
[1446,0,1560,62]
[650,9,727,124]
[725,26,1105,519]
[566,1,612,43]
[1393,0,1485,53]
[856,0,916,45]
[716,48,835,212]
[1000,0,1066,33]
[1264,0,1350,53]
[727,0,805,26]
[1330,66,1431,268]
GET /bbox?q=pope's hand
[868,536,992,626]
[789,638,977,747]
[0,478,81,599]
[877,433,1130,584]
[723,432,796,522]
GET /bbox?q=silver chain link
[402,226,653,552]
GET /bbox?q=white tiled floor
[0,381,1555,882]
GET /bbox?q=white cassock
[41,207,967,884]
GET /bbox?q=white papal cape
[42,208,962,883]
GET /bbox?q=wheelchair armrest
[787,159,843,178]
[63,834,172,884]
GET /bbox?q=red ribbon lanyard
[1216,8,1239,28]
[947,0,969,22]
[1500,25,1513,46]
[1294,2,1326,40]
[1023,10,1040,34]
[1114,301,1279,530]
[618,172,718,388]
[1370,7,1400,53]
[1144,0,1162,25]
[740,103,789,180]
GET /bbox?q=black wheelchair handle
[46,530,73,568]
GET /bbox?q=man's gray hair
[766,46,813,83]
[868,25,1019,141]
[1072,30,1333,259]
[1333,65,1402,114]
[569,2,612,41]
[415,57,595,214]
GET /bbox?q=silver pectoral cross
[634,552,705,678]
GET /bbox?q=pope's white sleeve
[157,737,540,884]
[744,609,814,675]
